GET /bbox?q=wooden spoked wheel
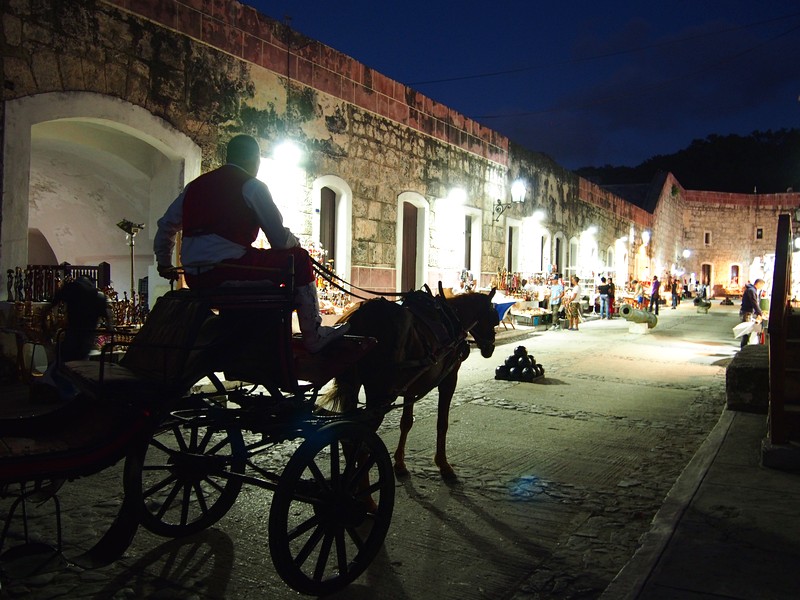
[268,421,395,595]
[124,417,245,537]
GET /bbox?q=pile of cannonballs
[495,346,544,382]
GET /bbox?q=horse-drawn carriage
[0,262,499,595]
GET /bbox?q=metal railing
[6,262,111,302]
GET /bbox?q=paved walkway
[502,307,800,600]
[602,406,800,600]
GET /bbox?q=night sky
[241,1,800,170]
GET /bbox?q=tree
[576,129,800,193]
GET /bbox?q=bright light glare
[447,187,467,203]
[511,180,527,203]
[642,230,651,245]
[532,209,545,221]
[273,140,302,165]
[682,249,691,258]
[585,225,598,235]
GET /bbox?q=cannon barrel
[620,303,658,328]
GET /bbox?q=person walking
[597,276,610,319]
[633,279,645,309]
[648,276,661,315]
[739,278,765,348]
[154,134,348,352]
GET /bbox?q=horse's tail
[318,369,359,414]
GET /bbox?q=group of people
[547,274,617,332]
[630,274,684,315]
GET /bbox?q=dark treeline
[576,129,800,194]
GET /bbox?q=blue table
[494,301,516,329]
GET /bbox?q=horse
[323,287,499,480]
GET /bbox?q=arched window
[319,186,337,265]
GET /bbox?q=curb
[600,409,736,599]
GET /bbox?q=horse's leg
[435,371,459,480]
[393,398,414,477]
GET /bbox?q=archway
[2,92,200,303]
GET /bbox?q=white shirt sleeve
[153,190,186,267]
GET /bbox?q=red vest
[182,165,259,247]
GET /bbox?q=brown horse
[324,288,498,479]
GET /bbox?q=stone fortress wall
[2,0,799,299]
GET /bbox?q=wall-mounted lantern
[494,179,526,221]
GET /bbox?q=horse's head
[451,288,498,358]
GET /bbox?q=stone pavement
[602,402,800,600]
[495,306,800,599]
[1,300,798,599]
[503,309,800,600]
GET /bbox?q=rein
[311,257,408,301]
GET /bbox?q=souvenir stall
[306,241,355,324]
[488,268,553,328]
[1,264,142,383]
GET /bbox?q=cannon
[620,303,658,328]
[693,297,712,313]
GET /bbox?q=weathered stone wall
[3,0,797,301]
[2,0,513,293]
[683,191,798,293]
[577,176,654,282]
[651,174,686,275]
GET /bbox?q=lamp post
[117,218,144,298]
[494,179,526,221]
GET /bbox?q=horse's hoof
[394,464,410,479]
[440,468,458,482]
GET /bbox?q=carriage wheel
[124,417,245,537]
[268,421,395,595]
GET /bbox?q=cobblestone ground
[0,305,736,599]
[381,374,725,600]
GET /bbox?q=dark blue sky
[242,1,800,170]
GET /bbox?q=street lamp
[117,218,144,299]
[494,179,526,221]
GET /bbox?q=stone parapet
[726,344,769,413]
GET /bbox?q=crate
[513,313,547,327]
[513,313,536,326]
